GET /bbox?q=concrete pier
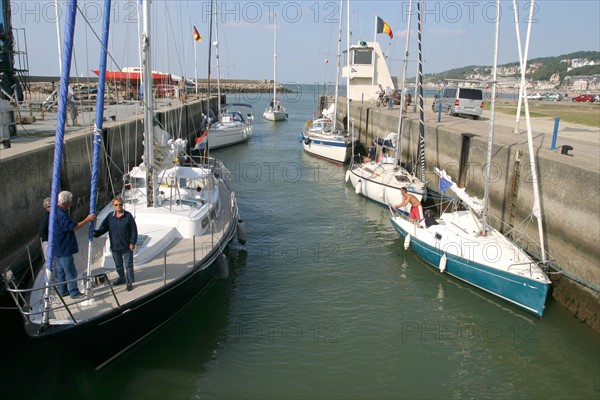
[333,96,600,332]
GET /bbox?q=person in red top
[394,187,423,222]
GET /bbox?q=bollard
[561,145,573,156]
[551,117,560,150]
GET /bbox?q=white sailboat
[299,0,353,164]
[389,0,551,317]
[207,2,254,148]
[5,0,246,368]
[345,0,426,213]
[263,13,287,122]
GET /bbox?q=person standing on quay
[54,191,95,298]
[94,197,138,291]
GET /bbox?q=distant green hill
[423,51,600,83]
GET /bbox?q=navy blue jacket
[54,207,78,256]
[94,211,138,251]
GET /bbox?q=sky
[8,0,600,84]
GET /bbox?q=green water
[2,88,598,400]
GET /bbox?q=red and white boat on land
[92,67,173,84]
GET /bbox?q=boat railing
[188,155,233,191]
[506,260,545,276]
[3,190,235,327]
[486,214,554,265]
[4,269,120,325]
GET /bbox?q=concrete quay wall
[334,98,600,332]
[0,98,214,275]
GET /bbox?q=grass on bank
[484,100,600,128]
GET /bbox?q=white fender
[439,254,447,273]
[355,180,362,195]
[404,234,411,250]
[345,170,350,183]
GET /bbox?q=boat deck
[26,184,234,326]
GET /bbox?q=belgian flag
[376,17,393,39]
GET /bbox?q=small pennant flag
[439,177,453,192]
[376,16,393,39]
[193,25,202,42]
[193,129,208,150]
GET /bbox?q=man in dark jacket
[94,197,138,291]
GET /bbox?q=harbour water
[1,86,599,399]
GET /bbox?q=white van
[432,87,484,119]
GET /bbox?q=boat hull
[390,217,550,317]
[301,137,352,164]
[347,163,425,212]
[263,110,287,121]
[208,125,253,149]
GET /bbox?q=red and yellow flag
[376,17,393,39]
[193,25,202,42]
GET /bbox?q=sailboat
[263,13,287,121]
[4,0,245,368]
[298,0,353,164]
[345,0,426,213]
[206,2,254,148]
[389,0,551,317]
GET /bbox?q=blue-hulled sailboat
[389,0,551,317]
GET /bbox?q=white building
[342,41,395,102]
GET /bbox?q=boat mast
[520,0,547,261]
[205,0,215,158]
[86,0,112,293]
[394,0,413,162]
[272,12,277,105]
[214,1,222,117]
[142,0,157,207]
[416,0,425,181]
[481,0,501,233]
[43,0,77,324]
[332,0,342,131]
[511,0,525,135]
[346,0,351,136]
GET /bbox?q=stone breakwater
[26,79,292,99]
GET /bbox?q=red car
[572,94,594,102]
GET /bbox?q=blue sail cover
[88,0,112,242]
[46,0,78,279]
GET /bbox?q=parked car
[526,92,542,100]
[543,92,562,101]
[572,94,594,102]
[431,87,484,119]
[593,94,600,103]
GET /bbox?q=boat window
[130,177,145,188]
[232,111,244,122]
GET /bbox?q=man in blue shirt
[54,191,95,298]
[94,197,138,291]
